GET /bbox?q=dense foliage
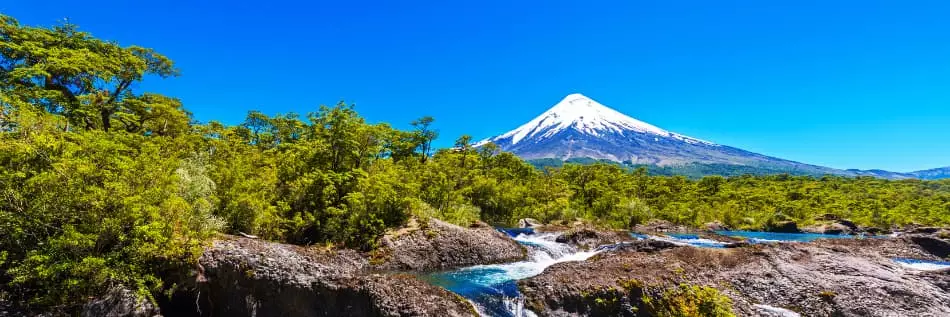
[1,14,949,312]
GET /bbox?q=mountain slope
[479,93,861,176]
[479,94,946,179]
[909,166,950,180]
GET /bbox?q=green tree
[0,14,179,131]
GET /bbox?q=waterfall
[424,232,601,317]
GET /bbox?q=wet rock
[198,236,476,317]
[723,241,751,248]
[765,220,800,233]
[555,228,637,250]
[908,235,950,258]
[802,222,853,235]
[703,221,730,231]
[906,226,942,234]
[520,237,950,316]
[518,218,542,228]
[81,286,161,317]
[375,218,526,271]
[597,239,681,253]
[632,219,690,233]
[836,219,859,232]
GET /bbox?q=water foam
[893,258,950,271]
[424,232,601,317]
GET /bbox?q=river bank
[6,218,948,317]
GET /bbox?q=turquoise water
[892,258,950,271]
[665,233,729,248]
[715,230,854,243]
[497,227,534,237]
[423,232,599,317]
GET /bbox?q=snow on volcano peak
[473,93,892,179]
[489,93,712,146]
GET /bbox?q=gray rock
[518,218,542,228]
[596,239,681,253]
[632,219,690,233]
[555,228,638,251]
[520,237,950,316]
[375,218,526,271]
[802,222,853,235]
[765,220,800,233]
[836,219,859,232]
[704,221,731,231]
[81,286,160,317]
[198,237,476,317]
[909,235,950,258]
[906,226,942,234]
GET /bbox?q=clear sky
[3,1,949,172]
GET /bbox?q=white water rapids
[423,232,602,317]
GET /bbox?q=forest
[2,14,949,312]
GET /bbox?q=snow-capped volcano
[479,94,838,170]
[486,93,712,147]
[477,93,945,179]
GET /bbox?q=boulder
[815,213,840,221]
[633,219,690,233]
[836,219,859,232]
[596,239,681,253]
[765,220,800,233]
[802,222,853,235]
[520,237,950,316]
[555,228,637,250]
[81,286,161,317]
[375,218,526,271]
[517,218,542,228]
[905,226,942,234]
[863,226,891,235]
[909,235,950,258]
[198,236,476,317]
[703,221,731,231]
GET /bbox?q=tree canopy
[1,13,948,313]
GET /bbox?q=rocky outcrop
[520,237,950,316]
[374,218,526,271]
[197,236,476,317]
[595,239,682,253]
[81,287,161,317]
[632,219,691,233]
[908,235,950,258]
[802,219,860,235]
[703,221,731,231]
[554,228,638,250]
[764,220,800,233]
[518,218,542,228]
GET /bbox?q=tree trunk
[100,110,112,131]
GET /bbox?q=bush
[0,115,219,309]
[646,284,736,317]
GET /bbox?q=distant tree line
[1,14,948,313]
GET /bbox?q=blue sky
[3,1,949,172]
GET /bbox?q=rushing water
[421,230,879,315]
[715,230,855,243]
[421,232,601,317]
[662,233,730,248]
[893,258,950,271]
